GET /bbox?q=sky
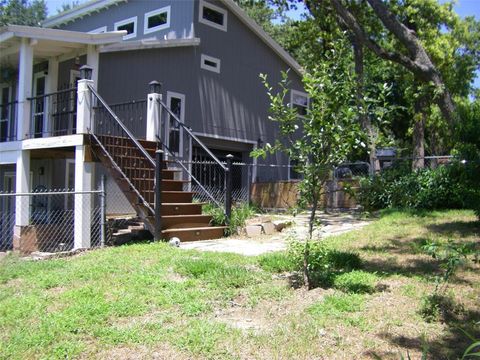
[44,0,479,88]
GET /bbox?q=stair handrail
[88,83,155,168]
[157,136,222,209]
[158,99,228,172]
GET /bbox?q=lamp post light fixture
[79,65,93,80]
[149,80,162,94]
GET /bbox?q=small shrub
[203,203,258,235]
[257,252,296,273]
[419,293,462,323]
[288,240,362,287]
[333,270,379,294]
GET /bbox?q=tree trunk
[304,187,319,290]
[352,38,377,175]
[412,95,426,170]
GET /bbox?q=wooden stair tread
[162,214,210,219]
[162,226,227,232]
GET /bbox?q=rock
[272,220,291,232]
[262,222,276,235]
[245,225,262,237]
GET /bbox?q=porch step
[162,226,227,242]
[162,214,212,229]
[162,191,196,203]
[161,203,205,215]
[162,179,190,191]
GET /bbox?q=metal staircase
[87,85,227,242]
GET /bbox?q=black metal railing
[108,99,147,139]
[88,84,155,213]
[27,87,77,138]
[157,99,233,221]
[0,100,18,142]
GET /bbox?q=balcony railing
[0,101,18,142]
[27,87,77,139]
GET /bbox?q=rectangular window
[291,90,309,117]
[199,0,227,31]
[114,16,137,40]
[200,54,221,73]
[289,159,302,180]
[88,26,107,34]
[144,6,170,34]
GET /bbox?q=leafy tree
[56,0,80,14]
[0,0,47,26]
[253,41,364,288]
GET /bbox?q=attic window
[201,54,221,73]
[115,16,137,40]
[144,6,170,34]
[291,90,309,117]
[199,0,227,31]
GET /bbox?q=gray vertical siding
[58,0,194,41]
[54,0,304,170]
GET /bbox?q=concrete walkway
[180,212,370,256]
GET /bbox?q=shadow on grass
[377,309,480,359]
[427,221,480,239]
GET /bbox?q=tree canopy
[0,0,47,26]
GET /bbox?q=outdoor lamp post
[79,65,93,80]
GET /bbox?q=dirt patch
[88,344,191,360]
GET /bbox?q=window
[199,0,227,31]
[166,92,185,157]
[88,26,107,34]
[290,90,309,117]
[144,6,170,34]
[289,159,302,180]
[200,54,221,73]
[114,16,137,40]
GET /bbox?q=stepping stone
[245,225,262,237]
[262,222,276,235]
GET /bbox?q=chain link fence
[0,189,105,253]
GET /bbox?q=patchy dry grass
[0,209,478,359]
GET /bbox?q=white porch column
[86,45,99,89]
[16,38,34,140]
[14,150,31,226]
[73,145,93,249]
[44,57,59,136]
[146,81,162,142]
[76,78,94,134]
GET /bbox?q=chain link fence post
[100,175,106,248]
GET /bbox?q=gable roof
[42,0,303,76]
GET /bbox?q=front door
[32,73,46,138]
[0,84,13,142]
[166,92,185,158]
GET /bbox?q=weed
[257,252,296,273]
[333,270,379,294]
[203,203,258,235]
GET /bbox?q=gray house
[0,0,306,250]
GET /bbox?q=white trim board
[199,0,228,32]
[100,38,200,53]
[144,6,171,35]
[114,16,137,40]
[200,54,221,73]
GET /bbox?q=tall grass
[203,203,259,235]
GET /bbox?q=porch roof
[0,25,125,66]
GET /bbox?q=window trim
[166,91,186,158]
[88,26,107,34]
[198,0,228,32]
[200,54,221,74]
[114,16,137,40]
[144,6,171,35]
[290,89,309,118]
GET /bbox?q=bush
[288,240,362,287]
[358,161,480,214]
[203,203,259,235]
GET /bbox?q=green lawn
[0,210,478,359]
